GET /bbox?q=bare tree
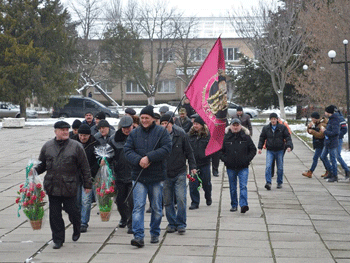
[230,0,308,119]
[123,0,180,105]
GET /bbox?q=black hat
[72,119,82,129]
[269,113,278,119]
[125,108,136,116]
[194,116,205,126]
[231,118,241,125]
[95,111,106,120]
[237,106,243,112]
[140,105,154,117]
[97,119,110,129]
[54,121,70,129]
[160,114,174,124]
[78,124,91,135]
[119,116,133,128]
[311,112,320,119]
[159,105,169,113]
[85,111,93,116]
[153,113,161,119]
[325,105,336,114]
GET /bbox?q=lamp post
[328,39,350,150]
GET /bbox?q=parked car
[227,102,259,118]
[52,96,119,118]
[0,103,38,118]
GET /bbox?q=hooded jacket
[221,128,257,170]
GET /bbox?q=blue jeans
[265,150,284,184]
[321,146,338,176]
[189,164,212,206]
[132,181,163,240]
[163,172,187,230]
[76,184,95,227]
[227,168,249,208]
[310,148,324,172]
[338,139,349,172]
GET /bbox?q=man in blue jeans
[220,118,256,213]
[258,113,293,190]
[160,114,196,235]
[124,105,172,248]
[321,105,340,182]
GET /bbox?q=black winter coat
[108,129,133,183]
[167,125,196,178]
[221,129,257,170]
[124,122,172,184]
[75,135,101,179]
[258,123,293,151]
[324,114,340,149]
[188,125,211,167]
[36,138,92,197]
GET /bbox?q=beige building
[88,18,254,106]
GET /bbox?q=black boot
[327,175,338,182]
[324,172,332,179]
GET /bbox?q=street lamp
[328,39,350,150]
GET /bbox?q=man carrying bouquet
[34,121,92,249]
[124,105,172,248]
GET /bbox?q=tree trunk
[19,101,26,120]
[147,96,155,105]
[277,92,286,120]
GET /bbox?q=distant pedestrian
[33,121,92,249]
[320,105,340,182]
[94,119,116,145]
[124,105,172,248]
[160,114,196,235]
[159,105,170,116]
[82,112,95,128]
[221,118,256,213]
[69,119,81,138]
[175,108,193,133]
[232,106,252,136]
[258,113,293,190]
[302,112,327,178]
[88,91,92,98]
[182,97,195,117]
[188,116,212,209]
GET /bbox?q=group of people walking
[32,102,350,251]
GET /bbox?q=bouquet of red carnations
[187,170,202,191]
[16,159,46,230]
[95,146,115,221]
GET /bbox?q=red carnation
[15,198,20,204]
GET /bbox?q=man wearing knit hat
[231,106,253,136]
[320,105,340,182]
[160,114,196,234]
[302,112,328,178]
[94,119,115,145]
[91,111,115,135]
[82,112,95,128]
[188,116,212,209]
[74,124,101,233]
[69,119,82,138]
[124,105,172,247]
[33,121,92,249]
[258,113,293,190]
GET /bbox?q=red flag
[185,37,227,156]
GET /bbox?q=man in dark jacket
[320,105,340,182]
[174,108,193,133]
[188,116,212,210]
[333,108,350,180]
[91,111,115,136]
[232,106,253,136]
[106,116,134,234]
[221,118,256,213]
[94,119,115,145]
[73,124,100,233]
[69,119,81,138]
[34,121,92,249]
[124,105,172,248]
[82,112,95,128]
[258,113,293,190]
[160,114,196,235]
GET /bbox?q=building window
[126,81,143,93]
[223,48,240,61]
[158,80,176,93]
[94,81,113,94]
[158,48,175,62]
[190,48,207,61]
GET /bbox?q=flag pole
[124,95,187,203]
